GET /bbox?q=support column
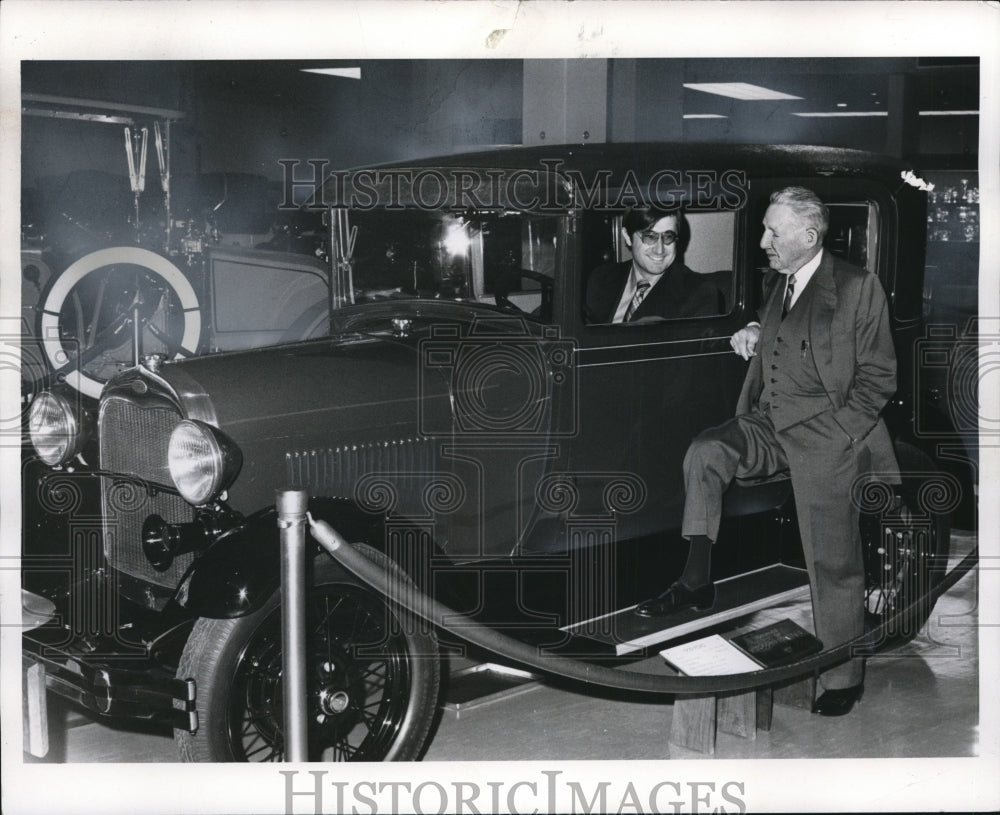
[886,72,919,159]
[633,60,684,142]
[522,60,608,147]
[608,59,638,143]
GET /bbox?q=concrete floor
[25,532,979,764]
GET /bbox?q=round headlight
[167,420,242,506]
[28,391,86,466]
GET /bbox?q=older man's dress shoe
[812,684,864,717]
[634,581,716,618]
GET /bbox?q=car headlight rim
[28,391,83,467]
[167,419,241,506]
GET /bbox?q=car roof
[315,143,915,211]
[350,142,912,182]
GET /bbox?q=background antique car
[21,159,330,401]
[22,143,962,763]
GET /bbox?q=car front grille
[99,394,195,588]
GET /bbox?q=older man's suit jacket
[585,260,723,323]
[737,251,899,478]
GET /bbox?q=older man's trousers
[681,407,867,690]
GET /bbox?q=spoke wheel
[176,546,440,762]
[860,442,954,650]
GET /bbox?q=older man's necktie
[625,281,651,321]
[781,273,796,320]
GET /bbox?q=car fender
[171,497,386,619]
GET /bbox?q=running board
[443,663,543,716]
[563,564,811,656]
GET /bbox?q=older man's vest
[756,277,831,431]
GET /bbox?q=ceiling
[22,56,979,116]
[681,57,979,114]
[20,57,981,185]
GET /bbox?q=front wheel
[175,545,440,762]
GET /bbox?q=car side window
[318,208,560,324]
[826,200,879,274]
[582,210,735,325]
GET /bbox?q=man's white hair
[770,186,829,239]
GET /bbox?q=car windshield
[330,208,558,319]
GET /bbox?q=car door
[521,204,751,552]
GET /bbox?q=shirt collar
[781,249,822,311]
[612,261,668,322]
[630,260,671,290]
[790,248,823,285]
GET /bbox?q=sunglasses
[637,230,678,247]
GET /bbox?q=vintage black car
[22,143,963,762]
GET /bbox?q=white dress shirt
[612,265,662,323]
[783,248,823,312]
[748,249,824,330]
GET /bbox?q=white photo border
[1,2,997,813]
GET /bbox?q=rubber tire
[175,545,440,762]
[860,441,953,650]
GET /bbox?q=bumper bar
[22,645,198,733]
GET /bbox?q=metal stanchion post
[276,489,309,762]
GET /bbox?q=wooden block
[756,687,774,731]
[670,694,717,754]
[718,690,756,739]
[773,674,816,710]
[22,662,49,758]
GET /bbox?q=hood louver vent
[286,437,437,515]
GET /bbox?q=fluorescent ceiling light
[919,110,979,116]
[683,82,802,101]
[792,111,888,118]
[792,109,978,119]
[301,67,361,79]
[683,114,727,119]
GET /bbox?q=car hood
[158,331,449,445]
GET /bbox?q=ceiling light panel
[301,67,362,79]
[792,111,888,118]
[683,83,803,101]
[919,110,979,116]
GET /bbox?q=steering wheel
[493,268,555,321]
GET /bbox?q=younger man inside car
[585,205,723,323]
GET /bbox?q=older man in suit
[585,205,723,323]
[635,186,899,717]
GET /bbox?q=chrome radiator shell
[98,393,195,588]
